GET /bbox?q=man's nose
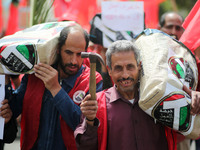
[171,26,178,35]
[122,69,129,79]
[71,55,78,64]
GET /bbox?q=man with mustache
[75,40,171,150]
[75,40,200,150]
[158,11,184,40]
[5,24,103,150]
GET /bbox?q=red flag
[135,0,166,28]
[53,0,99,31]
[0,0,3,34]
[53,0,68,19]
[179,0,200,52]
[19,0,28,7]
[5,2,20,35]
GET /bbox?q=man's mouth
[118,78,134,87]
[120,80,132,87]
[67,66,78,72]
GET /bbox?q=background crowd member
[0,82,17,150]
[158,11,184,40]
[87,13,113,89]
[10,75,21,90]
[6,24,102,150]
[75,40,177,150]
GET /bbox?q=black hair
[159,11,184,27]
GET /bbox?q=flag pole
[29,0,36,26]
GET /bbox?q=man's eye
[166,25,173,29]
[114,66,122,71]
[127,64,135,70]
[175,26,182,31]
[77,53,81,56]
[66,50,73,55]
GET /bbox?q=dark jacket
[0,118,17,150]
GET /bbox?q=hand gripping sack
[135,29,200,139]
[0,21,76,75]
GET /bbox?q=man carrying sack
[3,23,103,150]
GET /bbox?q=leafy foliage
[30,0,55,26]
[159,0,197,19]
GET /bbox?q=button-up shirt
[75,86,168,150]
[8,65,103,150]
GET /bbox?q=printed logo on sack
[41,23,58,30]
[23,22,59,33]
[169,57,195,90]
[153,93,191,132]
[73,90,85,104]
[0,44,36,73]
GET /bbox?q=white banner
[0,75,5,139]
[102,1,144,34]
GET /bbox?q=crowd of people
[0,4,200,150]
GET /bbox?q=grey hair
[106,40,140,69]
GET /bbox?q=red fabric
[96,91,108,150]
[53,0,68,19]
[53,0,99,31]
[53,0,166,30]
[11,74,24,90]
[135,0,166,28]
[60,66,102,150]
[19,0,28,7]
[176,132,185,143]
[196,56,200,92]
[21,66,102,150]
[179,0,200,52]
[20,75,45,150]
[0,0,3,33]
[165,127,177,150]
[83,58,90,67]
[5,2,20,35]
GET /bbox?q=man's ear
[57,49,60,54]
[107,66,112,76]
[138,61,142,71]
[157,24,161,30]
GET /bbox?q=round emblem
[73,90,86,104]
[169,57,195,90]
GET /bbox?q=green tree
[30,0,54,26]
[159,0,197,19]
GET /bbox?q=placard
[0,75,5,139]
[102,1,144,34]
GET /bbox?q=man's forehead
[112,50,135,55]
[165,14,183,24]
[111,51,136,63]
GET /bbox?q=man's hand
[80,94,98,125]
[0,99,12,124]
[191,91,200,115]
[34,63,61,97]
